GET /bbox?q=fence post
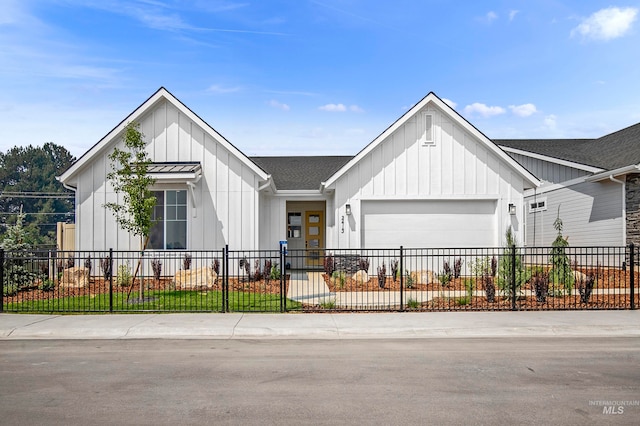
[224,245,229,313]
[399,246,404,311]
[280,242,287,313]
[630,243,635,311]
[109,248,113,313]
[511,243,517,311]
[0,248,4,313]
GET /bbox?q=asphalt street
[1,337,639,425]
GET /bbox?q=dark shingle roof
[251,156,353,190]
[496,121,640,171]
[495,139,598,167]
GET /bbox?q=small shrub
[39,262,49,278]
[182,253,192,270]
[100,257,112,280]
[390,259,399,282]
[263,260,272,282]
[331,270,346,289]
[405,271,414,289]
[377,263,386,289]
[438,270,452,287]
[270,262,281,280]
[358,257,370,272]
[320,300,336,309]
[211,259,220,275]
[323,253,335,276]
[151,258,162,282]
[453,258,463,279]
[3,282,18,296]
[456,277,474,304]
[578,272,596,303]
[407,298,420,309]
[39,279,56,292]
[84,256,92,275]
[252,259,264,281]
[483,276,496,303]
[443,260,452,278]
[456,296,471,306]
[531,270,549,303]
[116,263,132,287]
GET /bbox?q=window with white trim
[149,190,187,249]
[420,112,435,146]
[529,198,547,213]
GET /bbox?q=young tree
[497,226,530,299]
[1,208,37,295]
[104,122,156,300]
[549,207,574,295]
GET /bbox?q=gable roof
[58,87,268,186]
[322,92,540,189]
[497,121,640,172]
[252,156,352,190]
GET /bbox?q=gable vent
[421,112,435,146]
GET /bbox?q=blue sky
[1,1,639,157]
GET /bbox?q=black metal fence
[1,244,637,313]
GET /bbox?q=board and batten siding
[74,99,262,251]
[329,105,528,248]
[525,180,624,247]
[508,152,591,184]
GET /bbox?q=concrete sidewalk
[1,311,639,340]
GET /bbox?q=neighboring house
[58,87,539,258]
[498,122,640,247]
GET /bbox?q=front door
[305,211,324,267]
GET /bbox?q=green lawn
[4,290,302,313]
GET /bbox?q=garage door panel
[362,200,496,248]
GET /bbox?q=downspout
[609,175,626,245]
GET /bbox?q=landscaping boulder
[410,270,436,285]
[174,267,217,290]
[352,270,369,283]
[60,266,90,288]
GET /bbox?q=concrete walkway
[1,311,639,340]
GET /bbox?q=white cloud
[268,99,290,111]
[486,11,498,23]
[207,84,242,93]
[442,98,457,109]
[463,102,506,118]
[509,10,519,22]
[319,103,347,112]
[509,103,537,117]
[349,105,364,113]
[571,7,638,41]
[544,114,557,130]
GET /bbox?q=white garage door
[361,200,497,248]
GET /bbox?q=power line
[0,191,74,199]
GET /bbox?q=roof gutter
[586,164,640,182]
[57,176,77,192]
[257,176,275,192]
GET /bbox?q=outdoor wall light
[508,203,516,215]
[345,204,352,215]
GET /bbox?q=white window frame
[529,198,547,213]
[149,189,188,250]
